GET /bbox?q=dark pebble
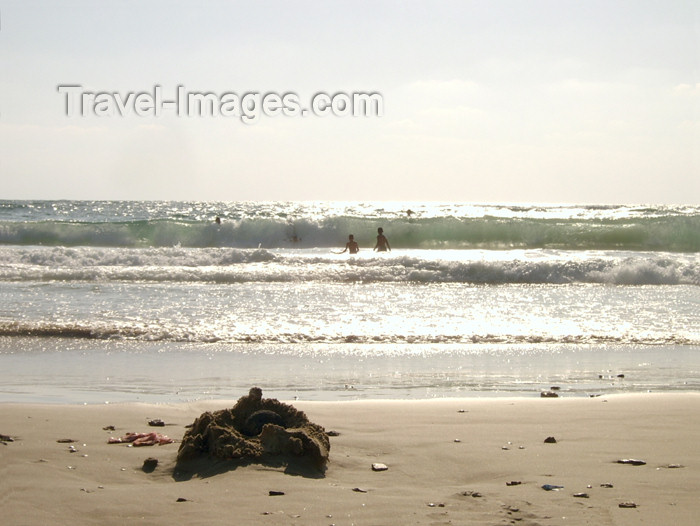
[544,436,557,443]
[142,457,158,472]
[541,484,564,491]
[617,459,646,466]
[461,490,482,498]
[269,490,285,496]
[148,419,165,427]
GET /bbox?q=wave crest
[0,246,698,285]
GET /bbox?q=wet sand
[1,393,698,525]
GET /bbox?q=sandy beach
[1,393,698,525]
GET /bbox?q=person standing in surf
[338,234,359,254]
[373,227,391,252]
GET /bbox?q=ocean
[1,200,698,403]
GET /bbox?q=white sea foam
[0,246,697,285]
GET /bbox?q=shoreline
[2,393,698,525]
[2,337,699,405]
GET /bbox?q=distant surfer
[373,227,391,252]
[215,216,221,225]
[337,234,359,254]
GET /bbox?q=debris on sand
[460,490,483,498]
[142,457,159,472]
[541,484,564,491]
[616,458,646,466]
[176,387,330,472]
[108,432,174,446]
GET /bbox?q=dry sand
[1,393,698,525]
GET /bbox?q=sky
[1,0,698,204]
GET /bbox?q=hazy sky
[1,0,698,203]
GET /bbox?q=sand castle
[177,387,330,472]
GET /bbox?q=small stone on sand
[542,484,564,491]
[544,436,557,443]
[142,457,158,472]
[460,490,482,498]
[619,502,637,508]
[371,463,388,471]
[617,458,646,466]
[268,490,285,496]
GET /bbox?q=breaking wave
[1,201,699,252]
[1,320,697,346]
[0,246,698,285]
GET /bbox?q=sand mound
[177,387,330,472]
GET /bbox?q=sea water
[0,200,698,403]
